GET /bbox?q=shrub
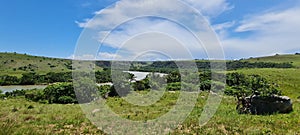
[44,82,77,104]
[25,89,45,102]
[58,96,76,104]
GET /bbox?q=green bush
[44,82,77,104]
[58,96,76,104]
[166,82,181,91]
[25,89,45,102]
[225,73,281,97]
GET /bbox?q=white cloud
[183,0,233,17]
[75,0,226,60]
[97,18,208,60]
[76,0,233,29]
[235,8,300,33]
[68,54,96,60]
[213,21,235,39]
[98,52,122,60]
[222,7,300,58]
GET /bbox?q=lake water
[0,85,48,93]
[123,71,167,81]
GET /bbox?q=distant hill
[0,52,299,76]
[0,52,73,76]
[0,52,145,76]
[244,53,300,68]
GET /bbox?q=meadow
[0,53,300,134]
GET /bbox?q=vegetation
[0,52,299,134]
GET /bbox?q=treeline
[0,70,114,86]
[131,61,293,73]
[0,72,72,86]
[0,71,282,104]
[226,61,293,70]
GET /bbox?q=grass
[244,54,300,68]
[0,52,300,134]
[0,52,103,76]
[1,90,299,134]
[0,97,102,135]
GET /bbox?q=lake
[123,71,167,81]
[0,85,48,93]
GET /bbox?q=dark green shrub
[58,96,76,104]
[44,82,77,104]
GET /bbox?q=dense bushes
[0,75,19,85]
[133,61,293,73]
[0,70,113,86]
[24,89,45,102]
[44,82,77,104]
[225,72,281,97]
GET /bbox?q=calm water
[0,85,48,93]
[123,71,167,81]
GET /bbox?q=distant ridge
[243,53,300,68]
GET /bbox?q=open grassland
[1,91,299,135]
[244,54,300,68]
[0,97,101,135]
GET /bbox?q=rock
[91,109,100,117]
[248,95,293,115]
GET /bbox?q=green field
[1,91,299,134]
[244,54,300,68]
[0,53,300,134]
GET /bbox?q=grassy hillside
[237,68,300,99]
[244,54,300,68]
[0,52,104,77]
[0,52,72,76]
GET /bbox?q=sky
[0,0,300,60]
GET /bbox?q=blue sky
[1,0,299,60]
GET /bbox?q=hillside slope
[0,52,73,76]
[244,54,300,68]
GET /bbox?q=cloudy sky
[1,0,299,60]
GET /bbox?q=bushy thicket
[131,61,293,73]
[0,70,113,86]
[225,72,281,97]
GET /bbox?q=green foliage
[166,71,181,83]
[24,89,45,102]
[95,70,112,83]
[20,72,37,85]
[58,96,76,104]
[132,77,150,91]
[43,82,77,104]
[109,71,132,97]
[0,75,19,85]
[73,77,98,103]
[97,85,111,98]
[225,72,281,97]
[5,89,26,97]
[166,82,181,91]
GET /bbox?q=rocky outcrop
[237,95,293,115]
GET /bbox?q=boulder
[246,95,293,115]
